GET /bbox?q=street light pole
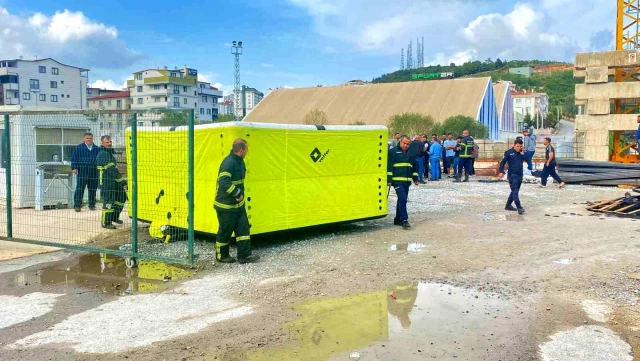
[231,41,243,121]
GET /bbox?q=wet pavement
[2,252,191,296]
[224,282,531,361]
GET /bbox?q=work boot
[402,220,411,229]
[463,174,469,182]
[453,177,462,183]
[419,180,427,184]
[517,207,525,215]
[238,254,260,264]
[393,218,403,226]
[217,257,236,264]
[102,224,116,230]
[89,206,96,211]
[74,207,81,212]
[113,219,123,225]
[505,204,517,212]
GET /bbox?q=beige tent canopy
[245,77,495,126]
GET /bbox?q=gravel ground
[0,178,638,361]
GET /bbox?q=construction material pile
[587,190,640,217]
[557,159,640,186]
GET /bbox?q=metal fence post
[188,109,195,264]
[131,112,138,256]
[3,115,11,238]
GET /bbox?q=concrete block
[574,68,615,78]
[585,130,609,146]
[575,82,640,101]
[585,66,610,83]
[576,114,639,131]
[575,50,640,69]
[587,98,610,115]
[584,145,609,162]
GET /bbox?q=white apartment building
[197,82,222,122]
[512,90,549,120]
[218,100,234,116]
[0,58,89,109]
[243,87,263,112]
[128,66,199,112]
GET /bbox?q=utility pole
[231,41,243,121]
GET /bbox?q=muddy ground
[0,179,639,361]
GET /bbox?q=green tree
[495,58,504,69]
[303,109,329,125]
[523,112,534,128]
[157,110,188,126]
[432,115,489,139]
[217,114,234,123]
[387,112,435,137]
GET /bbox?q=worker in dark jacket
[388,136,419,229]
[214,138,260,264]
[540,137,566,188]
[96,135,127,229]
[71,133,100,212]
[454,130,475,183]
[498,138,526,215]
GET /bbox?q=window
[116,100,122,109]
[515,98,521,104]
[13,91,18,98]
[202,96,207,103]
[154,96,161,102]
[137,98,143,104]
[117,122,123,130]
[137,86,143,92]
[213,97,218,104]
[200,108,204,115]
[183,98,187,104]
[151,121,156,127]
[60,81,64,84]
[0,74,18,83]
[39,66,46,73]
[30,79,40,90]
[52,67,59,75]
[107,100,111,106]
[51,95,58,102]
[193,91,197,96]
[108,122,112,129]
[173,85,180,94]
[116,113,122,120]
[183,86,187,92]
[173,97,180,107]
[61,94,64,98]
[39,94,46,101]
[35,128,87,163]
[23,93,30,100]
[164,84,168,89]
[207,109,211,115]
[100,122,104,130]
[67,95,70,98]
[136,73,142,80]
[137,122,144,126]
[99,101,103,107]
[50,81,58,89]
[153,85,160,90]
[170,72,176,77]
[164,97,167,101]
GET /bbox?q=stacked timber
[557,159,640,186]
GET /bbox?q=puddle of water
[387,243,427,253]
[226,282,524,361]
[554,258,572,265]
[10,253,191,295]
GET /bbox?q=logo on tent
[310,148,322,162]
[310,147,330,163]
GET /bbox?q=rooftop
[0,58,90,72]
[88,91,130,101]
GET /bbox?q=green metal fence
[0,109,197,267]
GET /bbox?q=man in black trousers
[498,138,526,215]
[540,137,566,189]
[71,133,100,212]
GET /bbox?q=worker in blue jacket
[427,135,442,181]
[71,133,100,212]
[498,138,526,215]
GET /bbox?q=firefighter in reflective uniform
[387,282,419,328]
[387,135,419,229]
[214,138,260,264]
[96,135,127,230]
[454,129,475,183]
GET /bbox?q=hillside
[372,59,579,119]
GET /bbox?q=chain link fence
[0,109,196,266]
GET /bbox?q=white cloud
[260,63,275,68]
[89,79,125,90]
[289,0,615,63]
[0,7,142,69]
[213,82,234,96]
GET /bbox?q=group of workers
[388,128,567,228]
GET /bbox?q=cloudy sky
[0,0,615,96]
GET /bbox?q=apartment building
[197,82,222,122]
[218,100,234,116]
[127,66,199,112]
[86,87,121,100]
[88,91,132,147]
[243,86,263,112]
[512,90,549,121]
[0,58,89,109]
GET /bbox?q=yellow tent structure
[126,122,388,237]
